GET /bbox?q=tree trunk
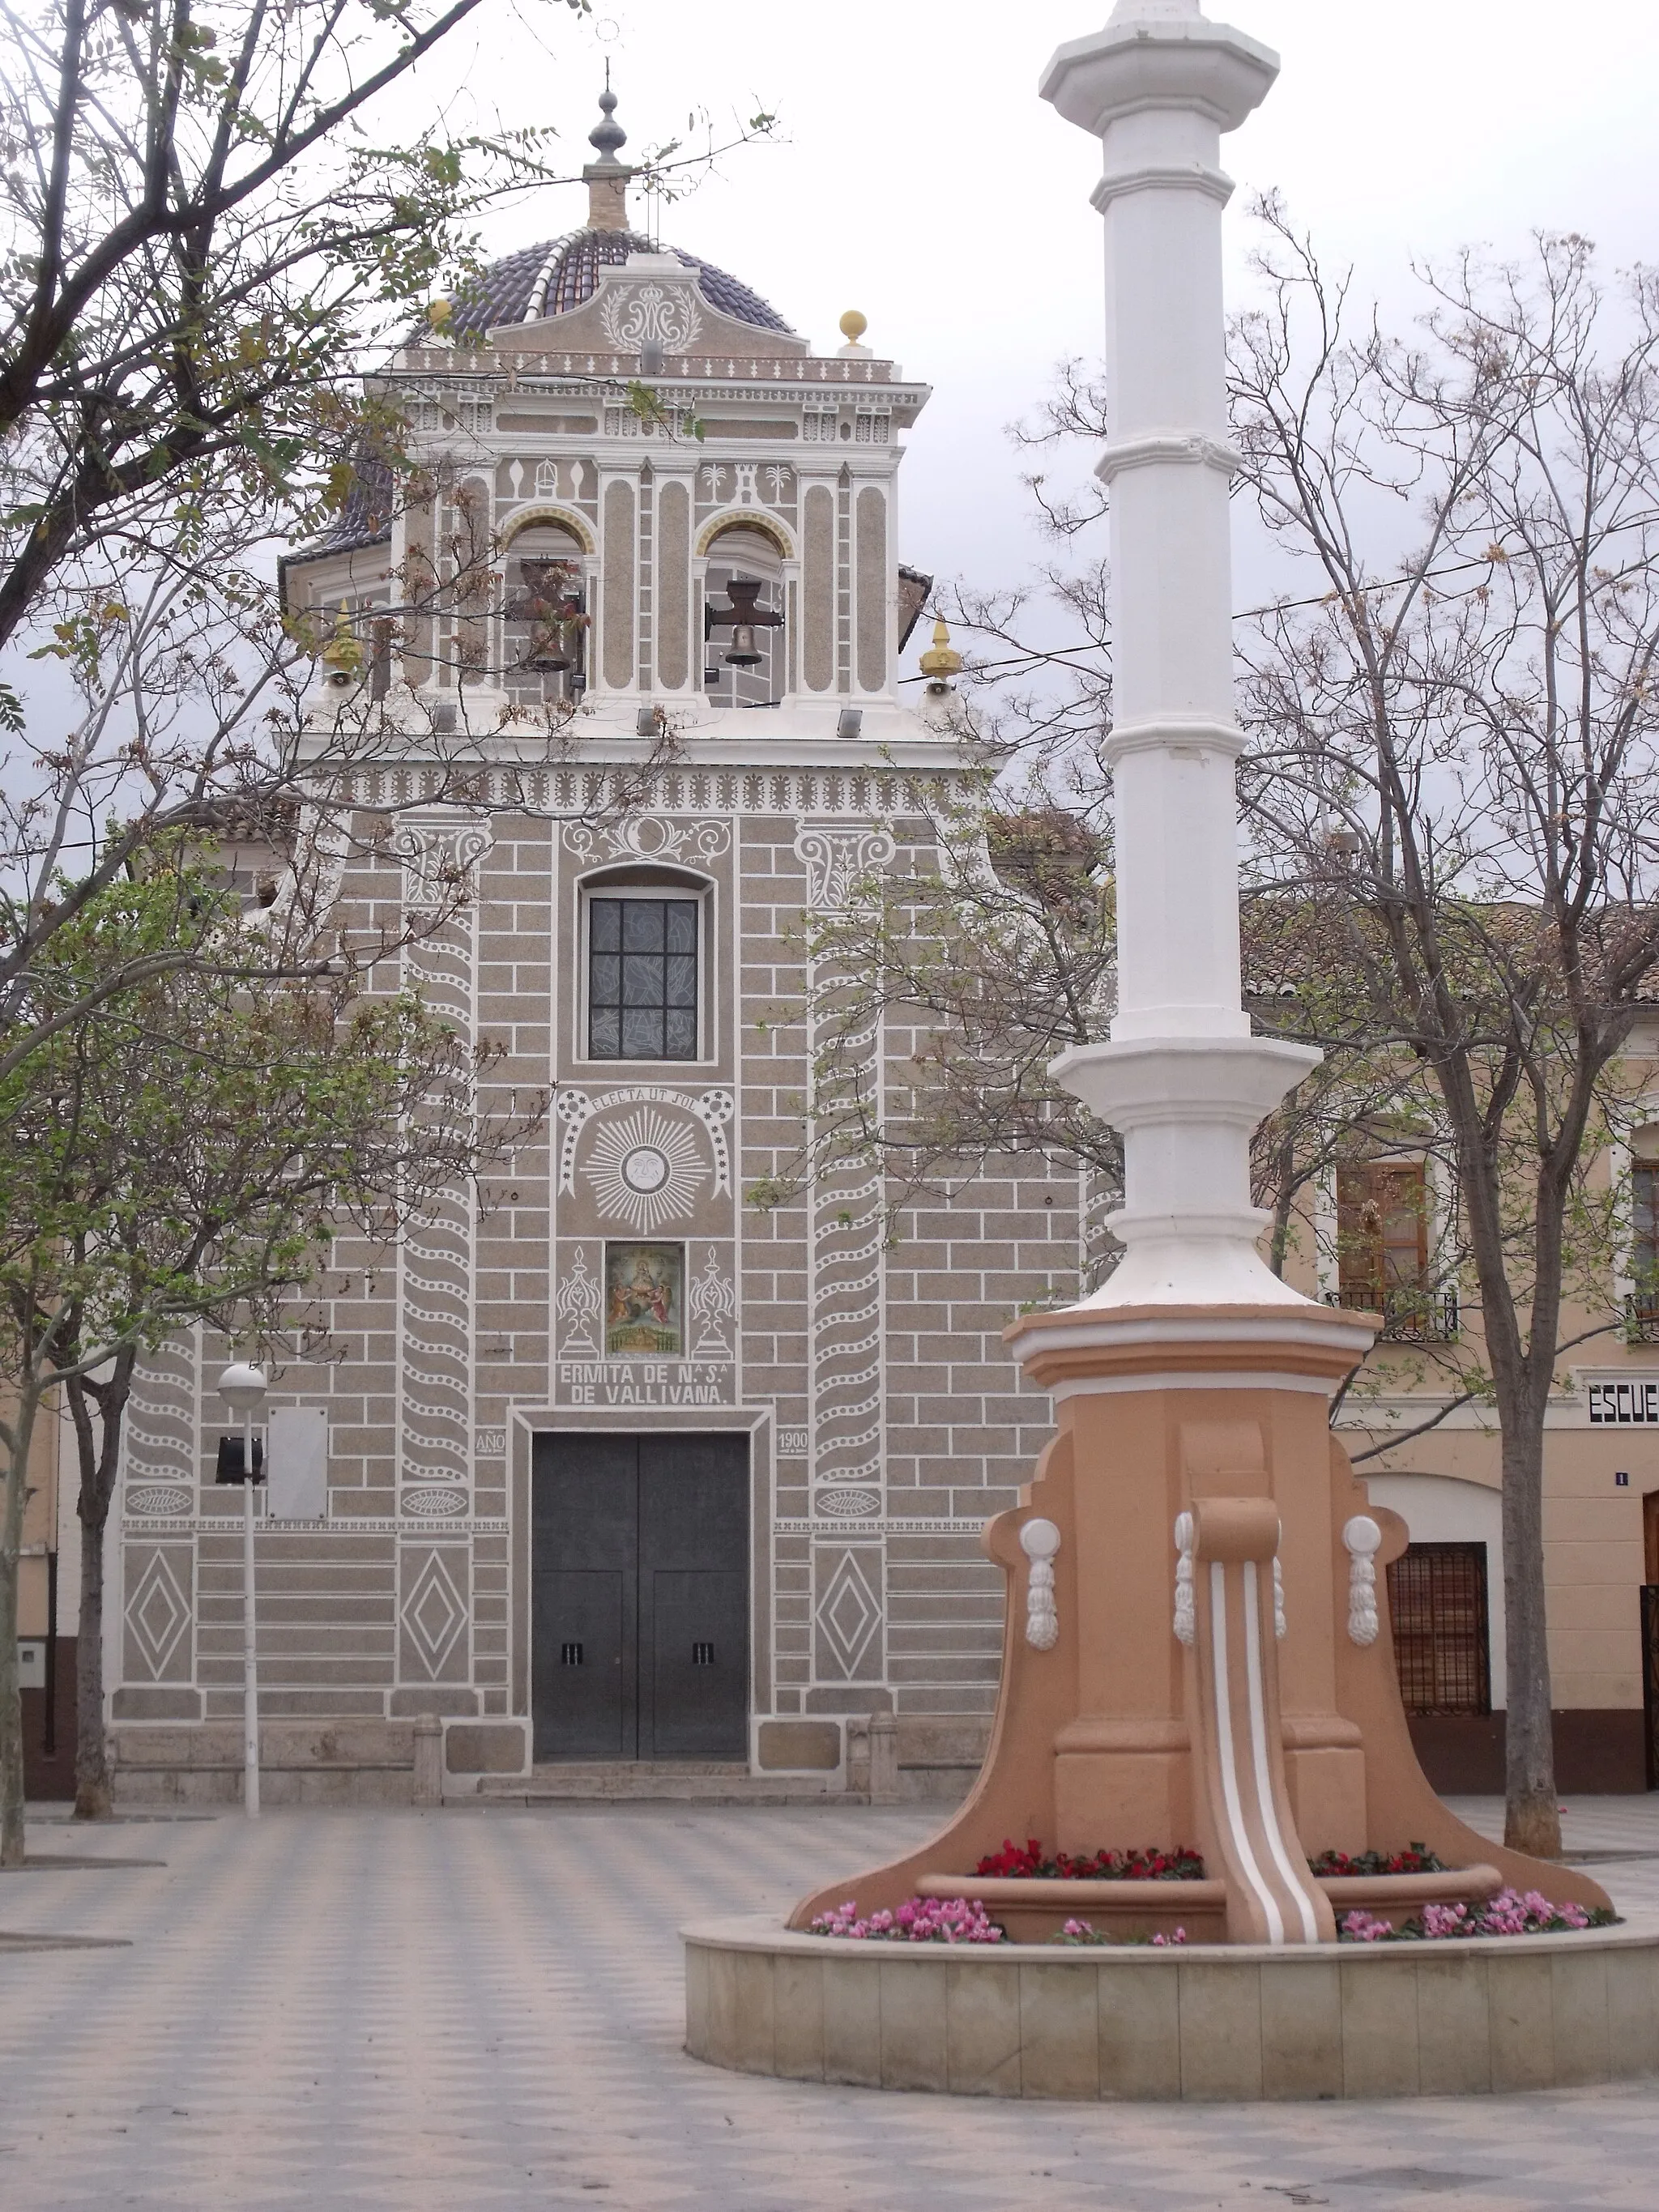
[67,1356,133,1822]
[73,1499,111,1818]
[0,1387,43,1868]
[1444,1101,1566,1857]
[1499,1400,1560,1856]
[1267,1116,1299,1279]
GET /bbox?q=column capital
[1039,14,1278,139]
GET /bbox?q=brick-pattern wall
[114,778,1077,1764]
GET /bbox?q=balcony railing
[1324,1285,1460,1343]
[1626,1295,1659,1345]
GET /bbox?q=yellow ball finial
[838,309,868,344]
[919,616,963,681]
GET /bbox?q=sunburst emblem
[582,1106,710,1233]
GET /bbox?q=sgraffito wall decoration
[394,820,492,1524]
[794,821,895,1684]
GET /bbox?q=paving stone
[0,1796,1657,2208]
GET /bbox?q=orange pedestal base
[791,1304,1610,1941]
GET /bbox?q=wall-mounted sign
[557,1362,727,1407]
[1587,1381,1659,1426]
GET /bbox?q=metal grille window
[588,897,699,1060]
[1386,1541,1491,1716]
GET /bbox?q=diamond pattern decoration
[399,1549,467,1680]
[814,1546,881,1681]
[125,1549,190,1681]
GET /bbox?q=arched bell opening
[701,522,786,710]
[502,519,591,706]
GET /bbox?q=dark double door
[532,1432,748,1761]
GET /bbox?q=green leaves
[0,847,486,1387]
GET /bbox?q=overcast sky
[403,0,1659,649]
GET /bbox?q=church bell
[710,576,781,670]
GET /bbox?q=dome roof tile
[448,228,794,340]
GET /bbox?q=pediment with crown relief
[493,254,807,360]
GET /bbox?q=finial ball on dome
[838,309,868,343]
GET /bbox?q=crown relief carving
[598,280,705,352]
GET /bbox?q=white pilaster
[1042,0,1316,1307]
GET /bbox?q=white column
[1042,0,1316,1306]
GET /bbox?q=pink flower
[1419,1903,1469,1939]
[810,1894,1004,1944]
[1340,1910,1395,1943]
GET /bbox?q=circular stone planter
[682,1913,1659,2101]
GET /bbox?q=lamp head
[217,1362,268,1413]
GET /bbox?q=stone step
[476,1761,845,1805]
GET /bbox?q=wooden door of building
[531,1432,748,1761]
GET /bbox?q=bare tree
[0,0,574,651]
[1231,208,1659,1856]
[787,776,1421,1316]
[0,0,774,1077]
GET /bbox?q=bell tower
[290,84,933,743]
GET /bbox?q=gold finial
[321,602,365,680]
[838,309,868,343]
[919,616,962,681]
[425,297,453,334]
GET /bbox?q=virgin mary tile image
[604,1242,684,1357]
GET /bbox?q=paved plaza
[2,1799,1659,2210]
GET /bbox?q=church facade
[102,102,1081,1802]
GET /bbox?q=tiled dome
[446,227,795,343]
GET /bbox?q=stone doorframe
[508,1404,778,1764]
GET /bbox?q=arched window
[505,522,588,703]
[703,522,784,710]
[578,865,711,1063]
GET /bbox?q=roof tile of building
[448,227,795,339]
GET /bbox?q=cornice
[1007,1300,1376,1392]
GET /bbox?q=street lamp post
[216,1362,268,1818]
